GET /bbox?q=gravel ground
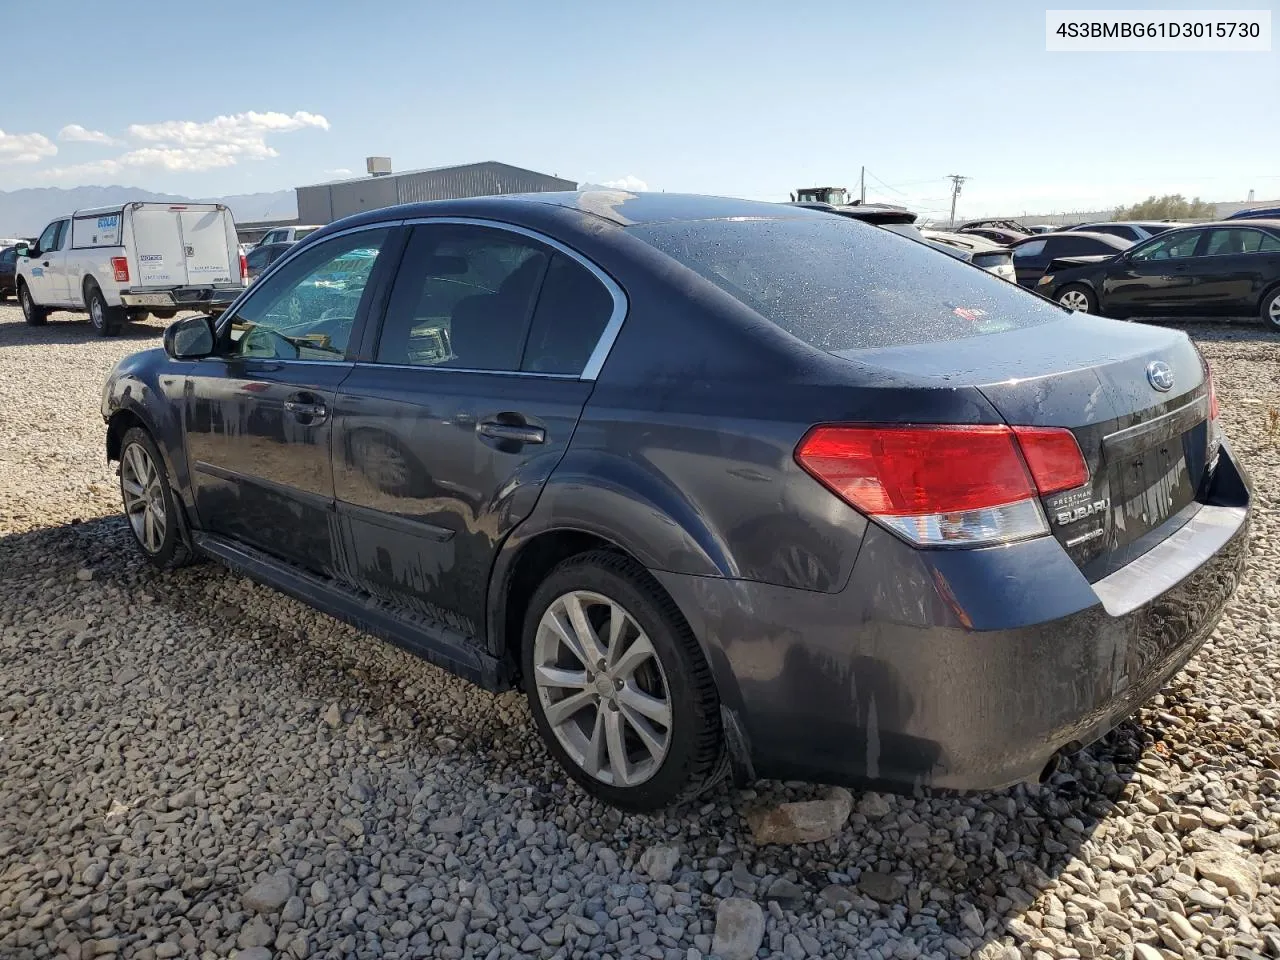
[1,305,1278,960]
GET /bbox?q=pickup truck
[15,202,247,336]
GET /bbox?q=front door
[331,221,620,644]
[26,220,68,305]
[1102,228,1204,315]
[183,226,394,574]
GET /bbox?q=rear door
[1102,228,1205,315]
[330,221,620,643]
[1194,228,1280,313]
[179,209,235,286]
[183,226,394,574]
[1011,238,1048,286]
[130,206,186,287]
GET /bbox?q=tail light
[1197,348,1223,470]
[795,424,1088,547]
[239,254,248,282]
[110,257,129,283]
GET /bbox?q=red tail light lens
[110,256,129,283]
[239,253,248,281]
[1205,361,1219,420]
[795,424,1089,547]
[1010,426,1089,495]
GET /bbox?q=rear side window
[375,223,549,370]
[632,217,1062,351]
[1260,233,1280,252]
[1013,239,1047,259]
[521,254,614,374]
[1204,229,1264,256]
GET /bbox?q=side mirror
[164,314,216,360]
[15,243,30,257]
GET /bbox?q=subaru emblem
[1146,360,1174,392]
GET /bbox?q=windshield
[630,216,1063,351]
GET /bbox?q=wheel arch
[1257,278,1280,313]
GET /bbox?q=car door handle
[478,420,545,444]
[42,261,50,267]
[285,395,328,424]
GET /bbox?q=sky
[1,0,1277,219]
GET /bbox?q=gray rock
[765,877,805,903]
[1191,849,1261,899]
[243,872,294,914]
[857,792,893,818]
[235,949,272,960]
[858,871,905,903]
[711,898,765,960]
[280,896,304,923]
[745,787,853,844]
[640,845,680,883]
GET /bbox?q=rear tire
[118,427,193,569]
[1057,283,1097,314]
[522,550,726,811]
[86,282,122,337]
[1261,287,1280,330]
[18,282,48,326]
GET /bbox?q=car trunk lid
[835,313,1211,580]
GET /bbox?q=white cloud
[326,167,353,177]
[33,109,330,182]
[599,175,649,192]
[58,124,122,145]
[0,129,57,165]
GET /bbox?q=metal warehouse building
[296,160,578,224]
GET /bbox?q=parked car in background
[958,226,1029,246]
[920,229,1016,281]
[15,203,246,336]
[1036,220,1280,326]
[1010,231,1132,287]
[1227,205,1280,221]
[102,191,1249,810]
[1066,221,1189,243]
[1026,224,1059,234]
[255,225,321,247]
[957,218,1032,234]
[791,201,1015,279]
[245,242,295,281]
[0,245,18,300]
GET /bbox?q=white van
[15,202,246,336]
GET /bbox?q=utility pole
[947,174,967,227]
[860,166,866,204]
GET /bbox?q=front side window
[224,228,389,360]
[375,224,549,370]
[1130,230,1202,261]
[632,216,1062,352]
[1204,229,1264,256]
[36,222,59,254]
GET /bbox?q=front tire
[522,550,725,811]
[1057,283,1097,314]
[86,283,122,337]
[1261,287,1280,330]
[118,427,193,569]
[18,282,48,326]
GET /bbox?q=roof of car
[1015,231,1131,247]
[322,191,827,233]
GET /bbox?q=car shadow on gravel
[0,313,170,348]
[2,513,1156,957]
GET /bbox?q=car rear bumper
[656,443,1251,793]
[120,286,241,309]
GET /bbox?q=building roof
[300,160,574,190]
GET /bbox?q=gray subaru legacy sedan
[101,192,1251,811]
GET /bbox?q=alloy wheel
[1059,289,1091,312]
[1269,295,1280,328]
[90,295,104,329]
[20,286,31,319]
[533,590,673,787]
[121,442,167,554]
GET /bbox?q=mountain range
[0,186,298,237]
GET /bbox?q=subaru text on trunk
[101,192,1251,810]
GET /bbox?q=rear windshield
[630,217,1064,351]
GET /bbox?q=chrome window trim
[398,216,629,381]
[355,360,579,380]
[217,215,629,382]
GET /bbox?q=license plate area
[1109,434,1195,548]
